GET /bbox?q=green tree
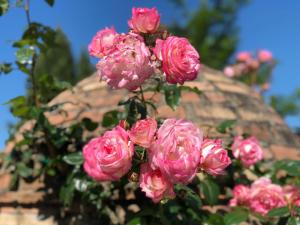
[169,0,248,69]
[77,49,94,81]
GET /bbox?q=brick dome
[42,65,300,159]
[1,66,299,225]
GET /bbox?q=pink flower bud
[128,7,160,34]
[199,139,231,176]
[83,126,134,181]
[232,136,263,167]
[129,118,157,148]
[149,119,203,184]
[97,33,153,90]
[229,184,251,207]
[257,50,273,62]
[236,51,252,63]
[223,66,235,77]
[153,36,200,85]
[88,27,118,58]
[139,163,175,203]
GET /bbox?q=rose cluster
[83,118,231,203]
[88,7,200,90]
[223,50,274,92]
[230,178,300,216]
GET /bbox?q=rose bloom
[229,184,251,207]
[246,59,260,70]
[83,125,134,181]
[153,36,200,85]
[236,51,252,62]
[88,27,118,58]
[223,66,235,78]
[199,139,231,176]
[250,178,286,216]
[149,119,203,184]
[129,118,157,148]
[139,163,175,203]
[97,33,153,90]
[257,50,273,62]
[232,136,263,167]
[128,7,160,34]
[284,185,300,207]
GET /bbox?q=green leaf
[63,152,83,166]
[175,184,202,210]
[0,0,9,16]
[15,47,35,64]
[44,0,55,6]
[164,85,180,110]
[224,208,249,225]
[200,178,220,205]
[4,96,30,117]
[81,118,98,131]
[217,120,236,134]
[17,162,33,178]
[0,63,12,74]
[287,217,300,225]
[102,110,120,128]
[125,217,141,225]
[207,214,225,225]
[267,206,289,217]
[274,160,300,177]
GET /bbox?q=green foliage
[200,178,220,205]
[224,208,249,225]
[0,62,12,74]
[0,0,8,16]
[267,207,290,218]
[217,119,236,134]
[170,0,248,69]
[44,0,55,7]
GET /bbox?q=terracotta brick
[203,72,234,83]
[157,105,186,118]
[270,145,300,160]
[237,109,268,122]
[204,92,226,103]
[195,106,236,120]
[0,173,11,191]
[181,92,201,103]
[215,82,250,95]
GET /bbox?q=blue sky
[0,0,300,150]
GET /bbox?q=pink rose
[257,50,273,62]
[88,27,118,58]
[128,7,160,34]
[246,59,260,70]
[129,118,157,148]
[153,36,200,85]
[199,139,231,176]
[236,51,252,62]
[223,66,235,78]
[83,126,134,181]
[97,33,153,90]
[284,185,300,207]
[232,136,263,167]
[250,178,286,215]
[149,119,203,184]
[139,163,175,203]
[229,184,251,207]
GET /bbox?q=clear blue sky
[0,0,300,150]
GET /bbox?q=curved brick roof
[1,66,300,225]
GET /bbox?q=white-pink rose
[129,118,157,148]
[153,36,200,85]
[88,27,118,58]
[199,139,231,176]
[149,119,203,184]
[232,136,263,167]
[229,184,251,207]
[97,33,153,90]
[250,178,286,215]
[128,7,160,34]
[257,50,273,62]
[83,125,134,181]
[139,163,175,203]
[236,51,252,62]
